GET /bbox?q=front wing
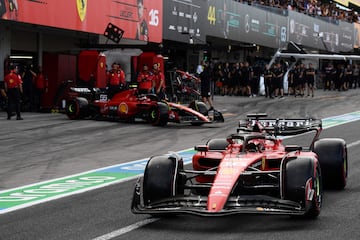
[132,188,305,217]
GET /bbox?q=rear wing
[237,113,322,147]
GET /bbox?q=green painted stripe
[0,149,195,214]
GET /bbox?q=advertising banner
[338,21,354,52]
[0,0,163,43]
[288,11,354,52]
[354,22,360,49]
[163,0,207,43]
[205,0,288,49]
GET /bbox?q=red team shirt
[4,71,23,89]
[108,69,125,86]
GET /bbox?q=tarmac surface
[1,88,360,190]
[0,88,360,240]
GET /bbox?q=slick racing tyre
[65,97,89,119]
[313,138,348,189]
[283,156,323,219]
[143,154,185,205]
[189,100,208,126]
[149,102,169,126]
[189,100,208,115]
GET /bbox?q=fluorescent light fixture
[9,55,33,59]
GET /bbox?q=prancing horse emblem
[77,0,87,22]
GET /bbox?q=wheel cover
[68,103,76,113]
[150,109,157,120]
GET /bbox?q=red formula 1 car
[131,113,348,218]
[65,87,224,126]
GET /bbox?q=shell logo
[261,157,266,170]
[119,102,128,114]
[76,0,87,22]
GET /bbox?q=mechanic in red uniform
[137,64,153,94]
[108,62,125,98]
[32,65,48,111]
[152,63,166,100]
[4,65,23,120]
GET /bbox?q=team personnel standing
[0,81,6,109]
[199,61,214,111]
[32,65,48,111]
[293,63,302,96]
[335,64,345,91]
[107,62,125,98]
[152,62,166,100]
[352,64,359,89]
[344,64,352,90]
[263,64,273,98]
[222,62,231,96]
[273,62,284,98]
[323,63,335,90]
[305,63,316,97]
[230,62,241,96]
[287,65,295,95]
[242,62,252,97]
[137,64,153,94]
[3,65,23,120]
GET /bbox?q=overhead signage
[288,11,354,52]
[205,0,288,49]
[163,0,207,43]
[0,0,163,43]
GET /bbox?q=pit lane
[1,89,360,240]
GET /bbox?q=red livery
[65,87,224,126]
[132,113,348,218]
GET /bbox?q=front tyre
[189,100,208,115]
[143,154,184,205]
[189,100,208,126]
[283,157,323,219]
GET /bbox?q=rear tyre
[283,157,323,219]
[313,138,347,189]
[143,154,184,205]
[65,97,89,119]
[149,102,169,126]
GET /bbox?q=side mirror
[285,145,302,152]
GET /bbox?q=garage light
[9,55,33,59]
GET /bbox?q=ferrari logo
[119,102,128,114]
[76,0,87,22]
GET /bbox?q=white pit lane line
[347,140,360,148]
[92,218,159,240]
[92,139,360,240]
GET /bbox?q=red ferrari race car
[131,113,348,218]
[65,87,224,126]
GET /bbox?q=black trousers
[7,88,21,118]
